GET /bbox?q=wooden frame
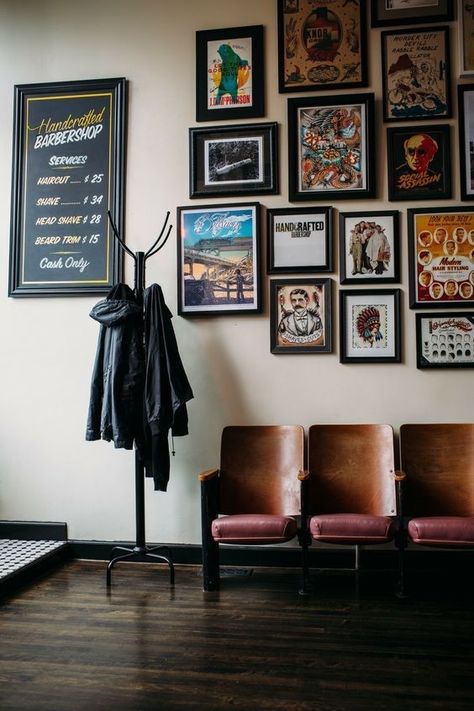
[277,0,368,93]
[458,84,474,201]
[189,122,278,198]
[195,25,264,121]
[371,0,454,27]
[339,288,401,363]
[339,211,400,285]
[459,0,474,76]
[267,206,332,274]
[381,26,451,122]
[270,278,332,354]
[407,207,474,309]
[287,93,375,202]
[8,77,126,297]
[386,124,451,201]
[177,202,261,317]
[416,312,474,369]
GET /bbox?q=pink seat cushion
[408,516,474,547]
[310,513,396,544]
[211,513,297,544]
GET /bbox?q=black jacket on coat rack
[86,282,193,491]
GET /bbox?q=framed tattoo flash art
[387,124,451,201]
[458,84,474,200]
[189,122,278,198]
[339,289,401,364]
[381,26,451,122]
[371,1,454,27]
[407,207,474,309]
[277,0,368,93]
[339,211,400,285]
[459,0,474,76]
[416,312,474,369]
[267,206,332,274]
[195,25,264,121]
[287,93,375,202]
[270,278,332,354]
[177,203,261,317]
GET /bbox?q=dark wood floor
[0,560,473,710]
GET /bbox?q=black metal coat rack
[105,210,175,587]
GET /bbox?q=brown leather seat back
[219,425,304,516]
[307,424,397,516]
[400,423,474,517]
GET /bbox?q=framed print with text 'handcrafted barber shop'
[339,289,401,364]
[371,0,453,27]
[458,84,474,200]
[270,277,332,354]
[177,203,261,317]
[407,207,474,310]
[339,211,400,285]
[195,25,264,121]
[277,0,368,93]
[416,312,474,369]
[387,124,451,201]
[381,26,451,122]
[267,206,332,274]
[288,93,375,202]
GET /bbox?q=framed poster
[458,84,474,201]
[339,289,401,363]
[176,203,261,317]
[387,124,451,201]
[407,207,474,309]
[459,1,474,76]
[267,206,332,273]
[416,312,474,369]
[381,27,451,122]
[8,77,126,297]
[339,211,400,285]
[195,25,264,121]
[277,0,368,93]
[371,1,454,27]
[189,122,278,198]
[287,93,375,202]
[270,278,332,354]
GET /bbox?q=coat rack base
[106,544,175,586]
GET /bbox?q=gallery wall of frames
[177,0,474,370]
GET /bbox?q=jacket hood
[89,298,142,327]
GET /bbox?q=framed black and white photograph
[387,124,451,201]
[371,0,454,27]
[416,312,474,369]
[189,122,278,198]
[267,206,332,274]
[287,93,375,202]
[339,288,402,363]
[270,278,332,354]
[177,202,261,317]
[195,25,264,121]
[339,211,400,284]
[458,84,474,201]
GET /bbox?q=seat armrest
[199,468,219,482]
[393,469,406,482]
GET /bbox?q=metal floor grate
[0,539,66,582]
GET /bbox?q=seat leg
[298,531,312,596]
[202,537,219,591]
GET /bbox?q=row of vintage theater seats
[198,423,474,593]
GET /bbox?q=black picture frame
[387,124,451,201]
[189,122,278,198]
[277,0,368,93]
[339,210,400,285]
[195,25,264,122]
[371,0,454,27]
[459,0,474,77]
[8,77,126,297]
[407,207,474,310]
[339,288,402,363]
[287,93,375,202]
[458,83,474,201]
[381,26,451,122]
[416,312,474,369]
[270,277,332,354]
[177,202,261,317]
[267,206,333,274]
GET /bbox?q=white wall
[0,0,472,544]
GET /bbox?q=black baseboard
[0,520,68,541]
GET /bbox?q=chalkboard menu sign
[9,78,126,296]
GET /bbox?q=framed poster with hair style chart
[416,312,474,369]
